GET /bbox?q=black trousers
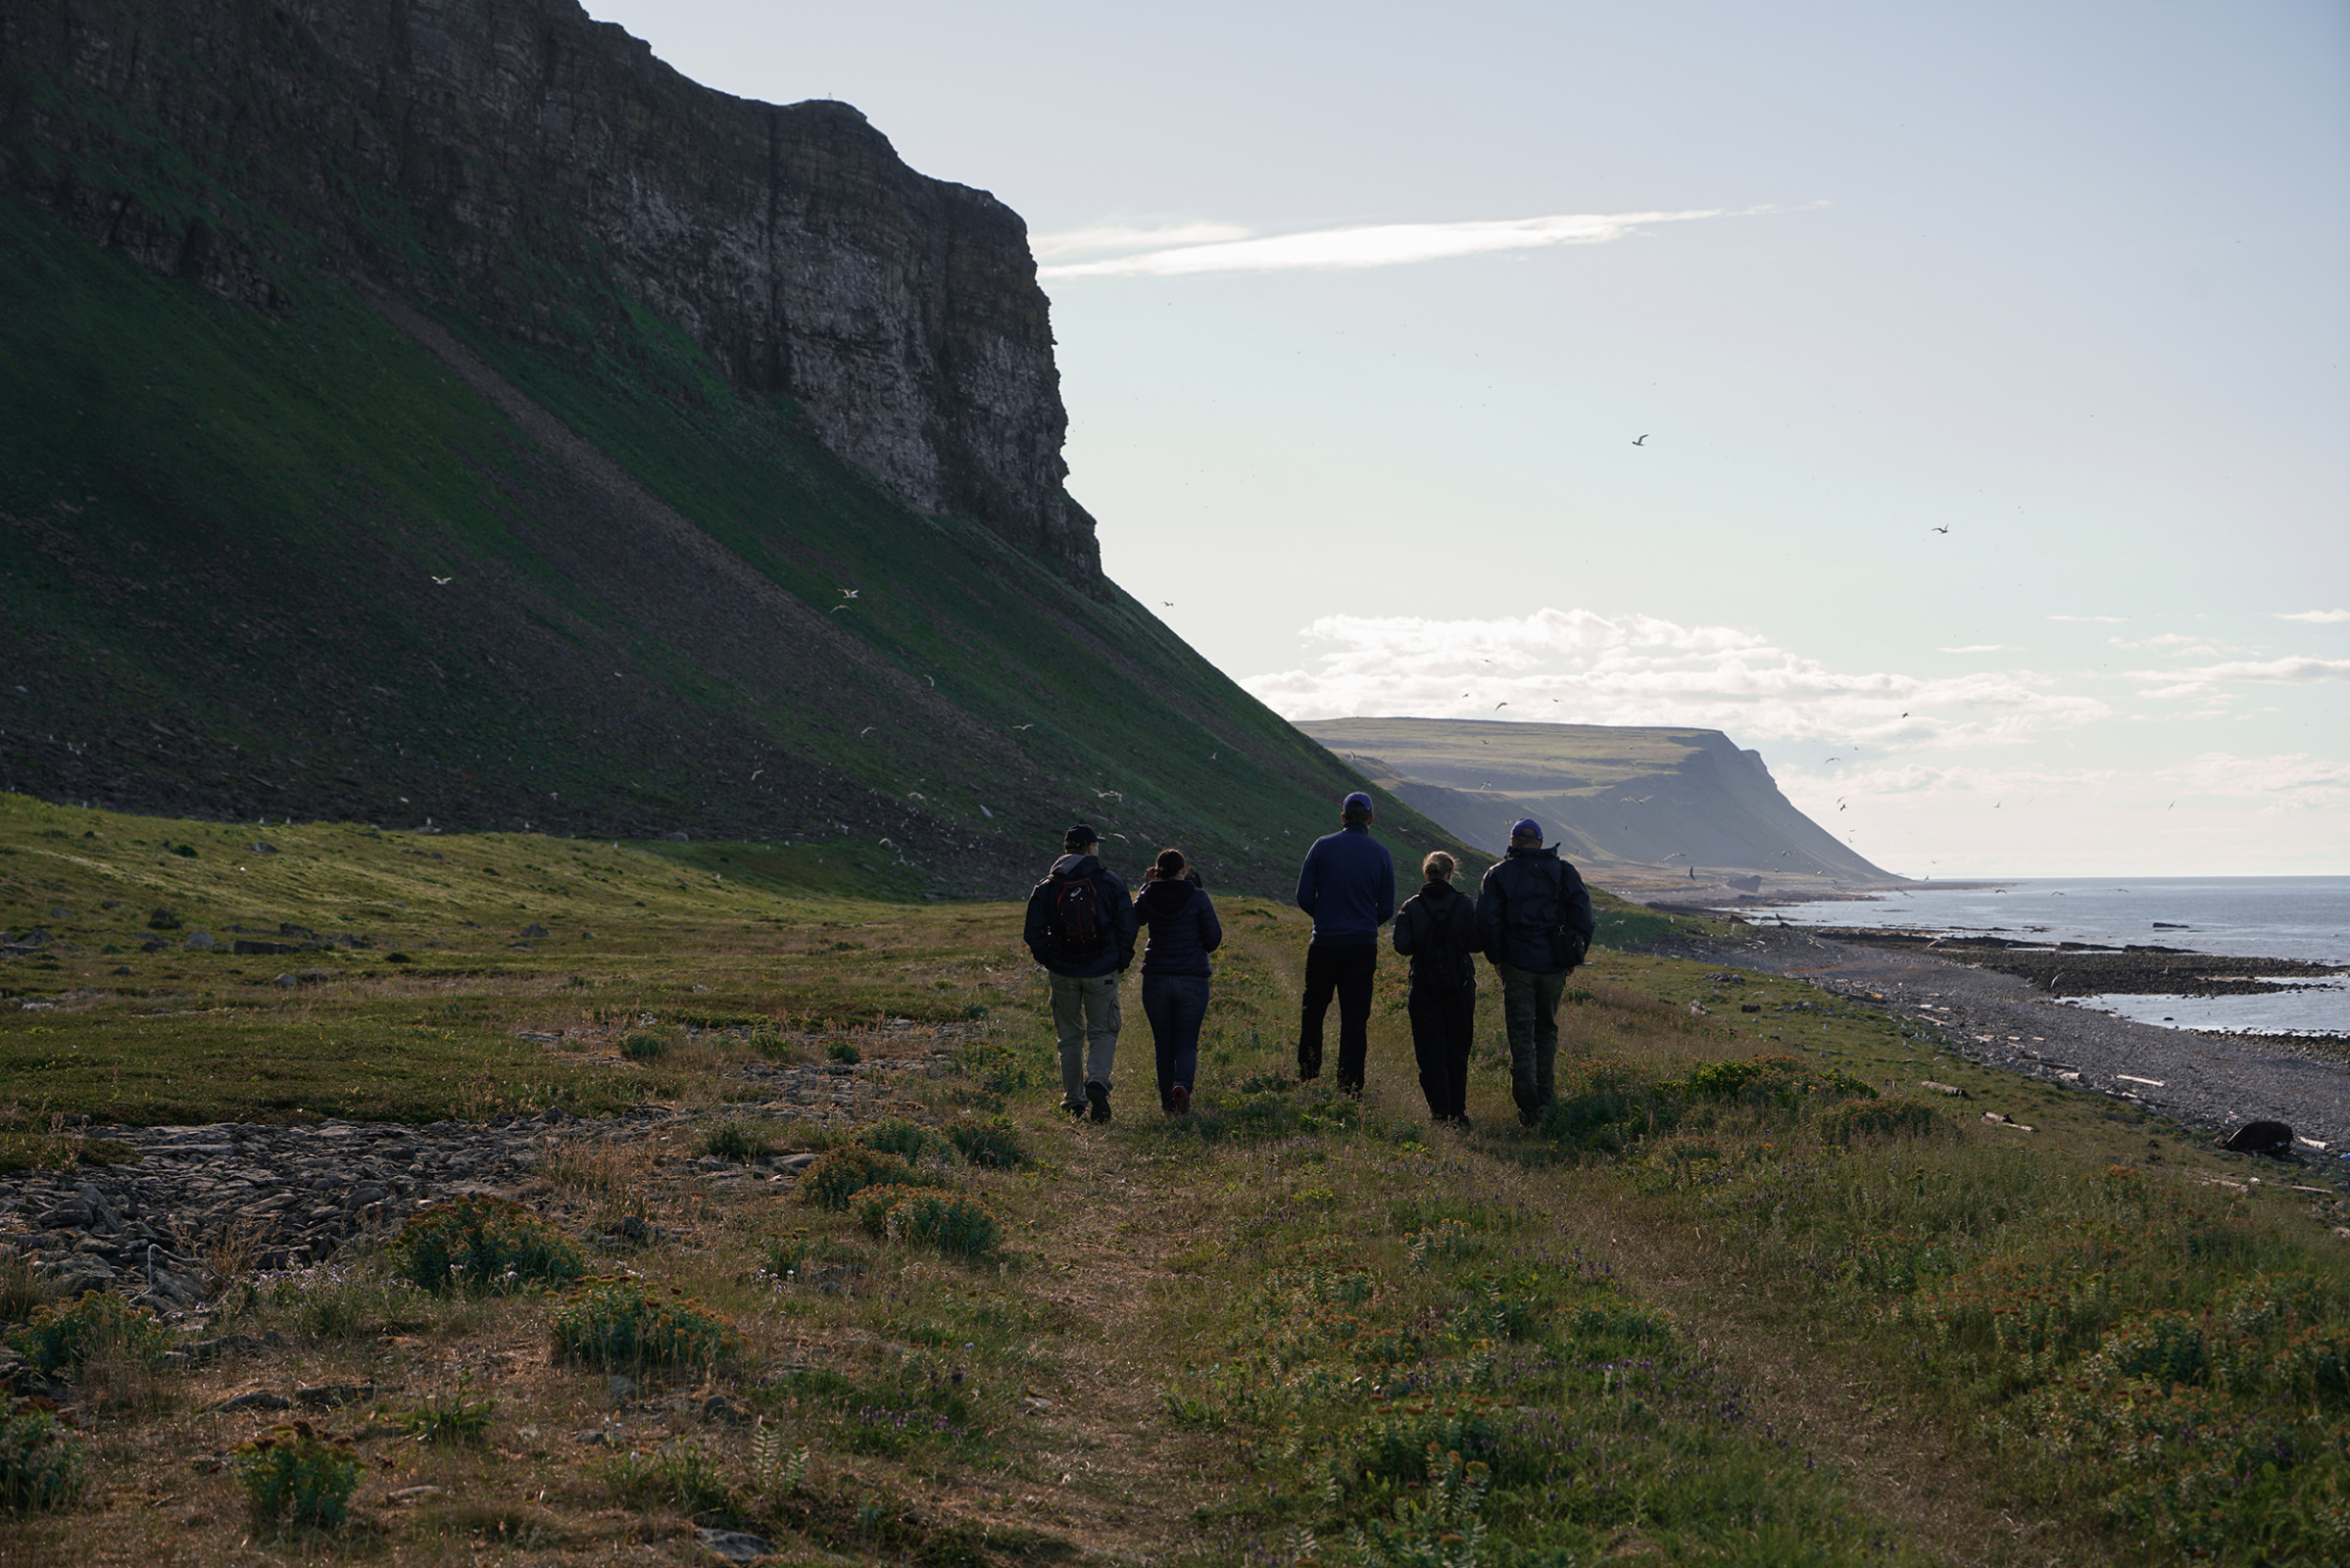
[1406,979,1476,1121]
[1298,940,1378,1091]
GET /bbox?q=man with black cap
[1024,823,1139,1121]
[1293,790,1396,1093]
[1474,817,1596,1125]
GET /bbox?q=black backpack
[1509,859,1587,971]
[1048,873,1107,957]
[1417,893,1478,990]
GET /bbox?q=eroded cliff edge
[0,0,1098,576]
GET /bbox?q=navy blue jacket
[1473,845,1596,974]
[1134,879,1223,978]
[1023,854,1138,978]
[1294,824,1396,945]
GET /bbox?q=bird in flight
[859,726,875,737]
[829,606,850,613]
[1162,601,1174,607]
[1096,789,1123,802]
[1931,526,1949,535]
[1633,434,1649,446]
[839,588,859,599]
[1013,722,1034,730]
[1825,757,1840,763]
[430,575,452,585]
[1494,702,1508,710]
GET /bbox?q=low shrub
[696,1118,774,1162]
[620,1033,669,1061]
[858,1117,947,1161]
[0,1248,53,1324]
[397,1369,496,1446]
[948,1115,1029,1170]
[393,1195,585,1295]
[797,1147,937,1211]
[607,1439,737,1518]
[552,1275,737,1369]
[952,1040,1039,1094]
[824,1039,861,1064]
[7,1290,167,1373]
[230,1421,362,1528]
[853,1184,1002,1257]
[0,1397,87,1512]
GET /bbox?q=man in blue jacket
[1023,823,1139,1122]
[1474,818,1596,1125]
[1293,791,1395,1093]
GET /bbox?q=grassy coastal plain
[2,793,2347,1566]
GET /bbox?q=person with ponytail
[1133,847,1223,1114]
[1391,850,1481,1125]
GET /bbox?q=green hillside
[1299,716,1901,892]
[0,196,1469,896]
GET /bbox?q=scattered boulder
[214,1390,291,1412]
[2217,1120,2294,1157]
[518,924,551,939]
[696,1528,774,1564]
[183,931,215,950]
[297,1383,373,1409]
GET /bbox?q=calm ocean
[1735,875,2350,1035]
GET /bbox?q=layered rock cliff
[0,0,1097,575]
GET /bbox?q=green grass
[2,808,2344,1567]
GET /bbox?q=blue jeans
[1141,973,1210,1110]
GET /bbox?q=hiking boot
[1169,1084,1190,1116]
[1061,1101,1087,1118]
[1086,1081,1112,1124]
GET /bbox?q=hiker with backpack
[1391,851,1480,1126]
[1133,848,1223,1115]
[1293,790,1396,1094]
[1023,823,1139,1122]
[1474,818,1596,1126]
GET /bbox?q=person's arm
[1562,865,1597,956]
[1375,851,1396,928]
[1198,894,1223,956]
[1022,886,1050,961]
[1294,842,1320,916]
[1474,874,1504,963]
[1107,877,1139,970]
[1392,897,1419,956]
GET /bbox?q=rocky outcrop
[0,0,1096,574]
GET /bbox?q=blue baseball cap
[1342,791,1375,812]
[1510,818,1543,841]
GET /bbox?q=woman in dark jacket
[1133,848,1223,1114]
[1391,851,1480,1125]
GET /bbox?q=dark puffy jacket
[1392,879,1480,990]
[1023,854,1138,978]
[1293,824,1396,943]
[1134,879,1223,979]
[1473,846,1596,974]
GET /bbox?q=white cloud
[2047,614,2127,623]
[1241,607,2109,747]
[2276,609,2350,623]
[1035,207,1768,279]
[1029,221,1252,260]
[2128,655,2350,697]
[1937,644,2011,653]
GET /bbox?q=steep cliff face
[0,0,1097,575]
[1297,717,1905,891]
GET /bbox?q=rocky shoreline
[1792,927,2346,999]
[1646,927,2350,1171]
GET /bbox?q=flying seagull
[1162,601,1174,607]
[1494,702,1508,710]
[1633,434,1649,446]
[1931,526,1949,535]
[859,726,875,737]
[839,588,859,599]
[430,575,452,585]
[1012,723,1034,730]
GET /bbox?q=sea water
[1735,876,2350,1035]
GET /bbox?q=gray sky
[587,0,2349,875]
